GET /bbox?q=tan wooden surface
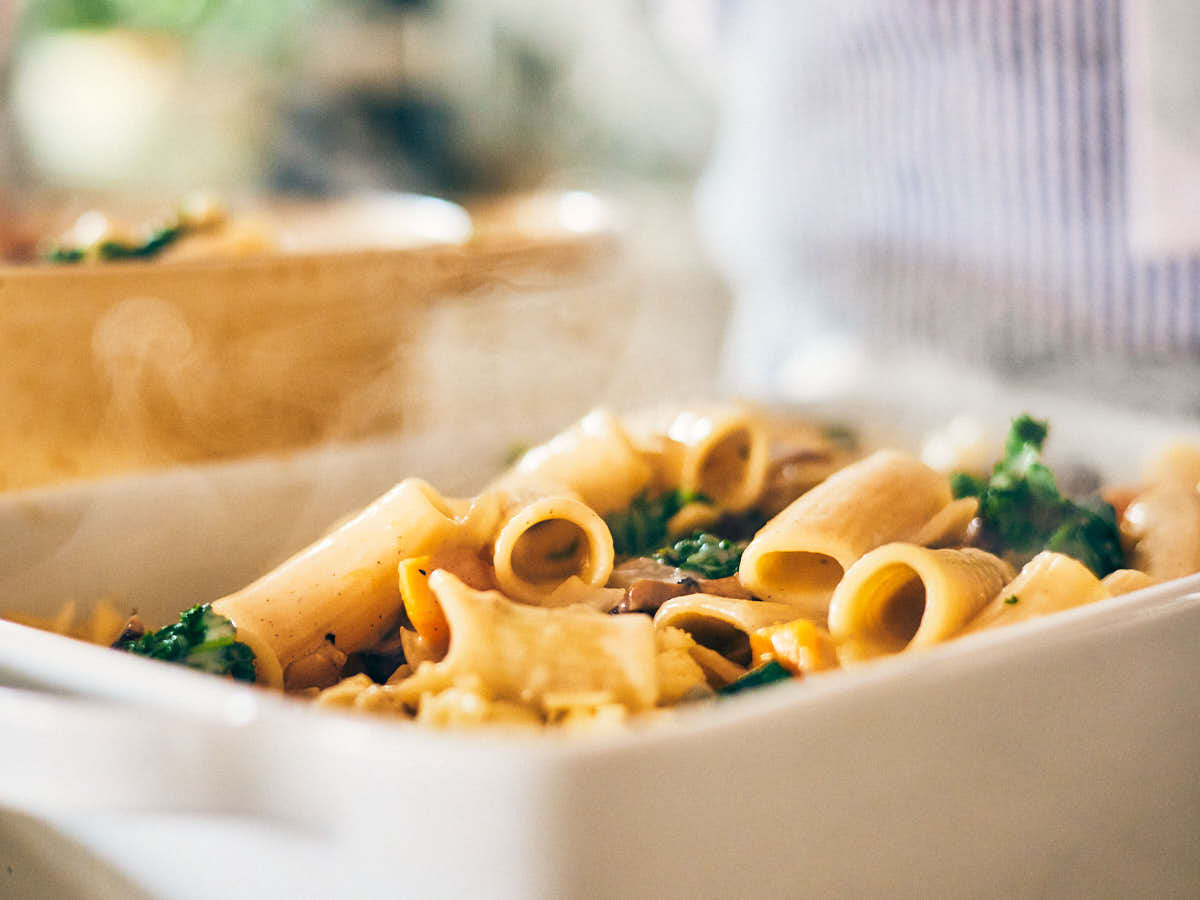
[0,189,729,493]
[0,235,613,491]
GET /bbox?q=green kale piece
[655,531,749,580]
[45,246,85,264]
[606,489,703,557]
[717,661,793,696]
[820,422,860,452]
[47,223,186,264]
[952,415,1125,577]
[97,225,183,261]
[949,471,988,500]
[1042,495,1125,579]
[118,603,256,682]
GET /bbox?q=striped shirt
[699,0,1200,403]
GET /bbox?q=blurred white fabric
[698,1,1200,410]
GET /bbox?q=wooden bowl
[0,193,624,491]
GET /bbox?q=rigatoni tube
[828,544,1014,656]
[490,408,653,515]
[654,594,802,670]
[628,405,771,512]
[740,450,953,617]
[492,495,615,605]
[1119,486,1200,582]
[963,551,1109,634]
[212,478,501,687]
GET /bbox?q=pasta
[654,595,802,675]
[211,478,504,689]
[330,570,659,716]
[828,545,1014,657]
[1118,486,1200,582]
[961,552,1109,634]
[491,494,615,605]
[625,406,771,512]
[12,405,1198,731]
[490,408,653,514]
[1100,568,1158,596]
[738,450,953,618]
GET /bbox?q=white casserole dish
[1,381,1198,899]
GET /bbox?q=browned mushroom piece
[617,579,697,615]
[609,559,757,615]
[607,556,683,589]
[694,575,754,600]
[757,443,857,518]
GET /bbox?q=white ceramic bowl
[1,384,1198,899]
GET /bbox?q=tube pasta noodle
[32,406,1200,731]
[654,595,802,671]
[911,497,979,548]
[739,451,952,618]
[686,644,748,687]
[212,478,502,688]
[492,495,616,605]
[490,408,653,514]
[382,571,658,713]
[1119,486,1200,582]
[486,411,655,606]
[627,405,770,512]
[963,552,1109,634]
[828,544,1014,657]
[1100,569,1157,596]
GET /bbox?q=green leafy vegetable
[118,603,256,682]
[949,471,987,500]
[99,225,183,260]
[655,531,749,580]
[706,508,771,542]
[717,661,793,696]
[45,246,85,264]
[606,490,705,557]
[821,422,860,452]
[1042,500,1124,576]
[1003,595,1020,605]
[47,224,185,264]
[952,415,1125,577]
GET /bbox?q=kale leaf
[97,225,183,261]
[118,603,256,682]
[654,531,749,580]
[952,415,1125,577]
[605,489,703,557]
[717,661,793,696]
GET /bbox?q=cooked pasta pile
[12,405,1200,730]
[187,405,1198,729]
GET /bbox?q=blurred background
[0,0,732,491]
[3,1,1200,494]
[0,0,714,207]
